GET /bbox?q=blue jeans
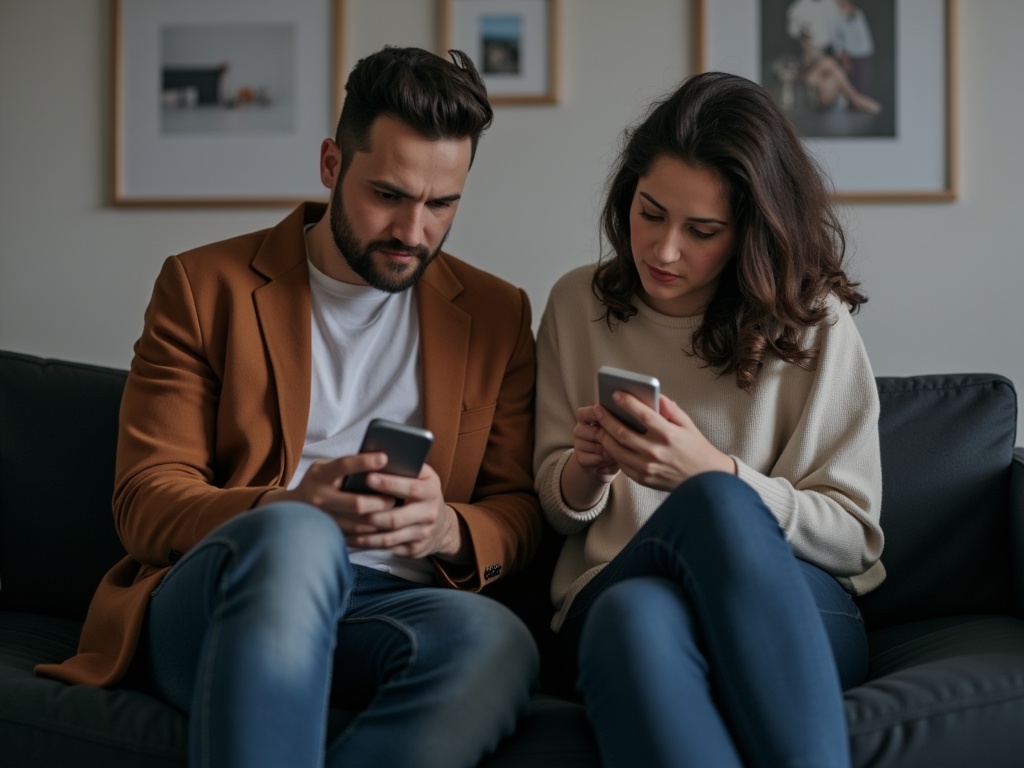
[144,502,538,768]
[559,472,868,768]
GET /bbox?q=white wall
[1,0,1021,441]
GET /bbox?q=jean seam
[195,537,241,768]
[563,536,679,625]
[327,614,420,756]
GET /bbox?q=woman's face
[629,156,736,317]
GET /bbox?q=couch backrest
[857,373,1018,630]
[1,352,1019,632]
[0,351,129,621]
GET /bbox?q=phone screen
[597,366,660,433]
[341,419,434,493]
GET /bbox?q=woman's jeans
[144,502,538,768]
[559,472,868,768]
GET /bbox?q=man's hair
[594,71,867,392]
[334,46,493,177]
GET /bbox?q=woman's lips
[646,263,678,283]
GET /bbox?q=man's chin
[365,259,426,293]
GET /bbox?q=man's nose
[391,205,426,247]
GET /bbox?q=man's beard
[329,186,448,293]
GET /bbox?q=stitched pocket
[459,402,496,435]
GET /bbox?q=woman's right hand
[572,405,620,483]
[558,405,621,512]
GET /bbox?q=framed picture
[112,0,345,206]
[439,0,560,105]
[696,0,956,201]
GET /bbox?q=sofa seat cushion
[847,615,1024,768]
[0,612,187,768]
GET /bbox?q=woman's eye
[691,228,714,240]
[638,209,662,222]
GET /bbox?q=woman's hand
[558,405,621,511]
[595,392,736,492]
[572,405,621,482]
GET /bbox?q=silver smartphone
[341,418,435,493]
[597,365,661,434]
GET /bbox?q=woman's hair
[335,46,493,177]
[595,71,867,391]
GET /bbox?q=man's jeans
[144,502,538,768]
[559,472,868,768]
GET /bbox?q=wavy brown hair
[595,71,866,391]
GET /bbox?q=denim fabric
[145,502,538,768]
[560,472,867,768]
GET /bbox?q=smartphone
[341,418,435,493]
[597,365,661,434]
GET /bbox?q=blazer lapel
[251,203,323,483]
[416,255,469,490]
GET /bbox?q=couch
[2,349,1023,767]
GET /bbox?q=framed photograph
[696,0,956,201]
[112,0,345,206]
[439,0,560,105]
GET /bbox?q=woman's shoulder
[550,263,598,295]
[544,263,601,310]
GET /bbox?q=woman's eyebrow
[639,191,729,225]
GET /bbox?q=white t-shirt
[288,253,436,584]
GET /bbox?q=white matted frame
[112,0,345,207]
[439,0,560,105]
[696,0,956,202]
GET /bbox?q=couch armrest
[1013,447,1024,617]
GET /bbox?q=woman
[533,71,884,768]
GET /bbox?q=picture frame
[439,0,560,105]
[112,0,345,207]
[696,0,956,201]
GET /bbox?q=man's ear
[319,138,341,190]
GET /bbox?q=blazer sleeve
[112,255,271,567]
[439,287,543,590]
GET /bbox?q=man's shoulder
[431,252,527,306]
[171,203,314,278]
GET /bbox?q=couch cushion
[0,352,128,620]
[847,615,1024,768]
[857,374,1018,630]
[0,611,187,768]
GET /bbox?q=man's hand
[259,455,470,562]
[341,463,470,562]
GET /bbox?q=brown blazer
[37,203,541,687]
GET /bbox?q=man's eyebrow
[370,179,462,204]
[639,191,729,225]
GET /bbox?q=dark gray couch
[2,349,1023,767]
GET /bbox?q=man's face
[325,115,472,292]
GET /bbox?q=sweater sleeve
[533,275,611,535]
[733,303,884,584]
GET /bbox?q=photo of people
[480,14,522,74]
[761,0,895,138]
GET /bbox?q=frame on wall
[112,0,345,207]
[696,0,956,202]
[439,0,560,105]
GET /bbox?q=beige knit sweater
[534,265,885,631]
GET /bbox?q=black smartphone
[597,365,661,433]
[341,418,435,493]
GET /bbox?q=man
[37,47,542,768]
